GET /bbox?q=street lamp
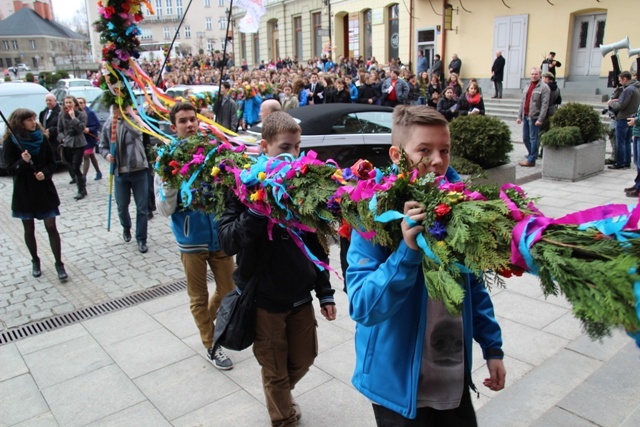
[196,31,206,54]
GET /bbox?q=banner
[235,0,265,34]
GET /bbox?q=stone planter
[542,139,605,182]
[460,163,517,187]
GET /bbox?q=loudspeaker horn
[629,48,640,58]
[600,36,630,56]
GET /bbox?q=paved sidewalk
[1,120,639,426]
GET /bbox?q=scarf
[16,129,43,156]
[466,92,481,105]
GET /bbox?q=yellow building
[234,0,639,95]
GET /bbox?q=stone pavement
[1,122,640,426]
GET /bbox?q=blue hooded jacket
[346,167,503,419]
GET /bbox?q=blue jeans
[615,119,632,167]
[523,117,541,165]
[114,169,148,242]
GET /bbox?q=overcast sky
[51,0,85,24]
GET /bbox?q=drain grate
[0,273,214,346]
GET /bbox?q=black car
[249,104,394,168]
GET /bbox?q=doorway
[569,13,606,76]
[493,14,528,89]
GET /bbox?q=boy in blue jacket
[155,102,236,370]
[346,105,506,425]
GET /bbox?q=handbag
[213,277,259,351]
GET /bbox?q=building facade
[0,6,87,72]
[85,0,231,63]
[0,0,54,21]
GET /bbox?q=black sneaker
[207,345,233,370]
[123,229,132,242]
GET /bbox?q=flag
[235,0,265,34]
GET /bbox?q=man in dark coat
[491,50,506,99]
[448,54,462,76]
[214,81,239,131]
[304,73,326,105]
[39,94,62,155]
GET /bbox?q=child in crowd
[155,102,236,369]
[346,105,506,426]
[218,111,337,427]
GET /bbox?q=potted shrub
[541,102,606,181]
[449,114,515,186]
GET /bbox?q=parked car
[0,82,51,175]
[50,86,103,105]
[55,78,92,89]
[90,89,171,134]
[165,84,219,99]
[248,104,394,168]
[16,63,30,71]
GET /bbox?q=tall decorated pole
[94,0,151,230]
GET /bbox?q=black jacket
[218,194,335,312]
[3,135,60,214]
[38,104,61,147]
[357,84,380,104]
[492,55,506,82]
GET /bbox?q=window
[205,17,212,30]
[240,32,246,61]
[331,113,361,134]
[29,40,36,50]
[166,0,172,15]
[176,0,183,15]
[49,40,54,50]
[294,16,302,61]
[164,27,170,39]
[357,111,392,133]
[185,25,191,38]
[141,28,153,39]
[388,4,399,61]
[219,17,227,30]
[312,12,322,57]
[218,0,224,6]
[253,32,260,66]
[207,39,215,51]
[348,14,359,58]
[6,58,12,67]
[204,0,211,7]
[11,40,18,50]
[2,41,9,50]
[156,0,162,16]
[363,9,372,60]
[174,27,180,38]
[0,59,3,68]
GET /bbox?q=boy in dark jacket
[155,102,236,369]
[347,106,505,425]
[219,112,337,427]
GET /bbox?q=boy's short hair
[169,102,197,125]
[391,105,449,147]
[261,111,301,143]
[221,81,231,90]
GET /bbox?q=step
[476,331,632,426]
[483,100,611,125]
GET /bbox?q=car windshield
[0,93,45,134]
[69,80,92,87]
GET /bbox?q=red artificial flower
[350,159,374,180]
[300,164,309,175]
[169,160,180,175]
[434,203,451,218]
[498,265,525,278]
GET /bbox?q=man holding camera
[608,71,640,170]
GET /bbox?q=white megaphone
[629,47,640,58]
[600,36,630,56]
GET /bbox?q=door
[494,15,528,89]
[570,14,606,76]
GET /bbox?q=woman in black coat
[3,108,68,280]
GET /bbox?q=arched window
[388,4,399,62]
[363,9,372,60]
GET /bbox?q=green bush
[450,156,485,175]
[38,71,70,89]
[540,126,583,147]
[4,76,11,82]
[25,72,34,82]
[550,102,605,144]
[449,114,512,169]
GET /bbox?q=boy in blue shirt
[155,102,236,370]
[346,105,506,425]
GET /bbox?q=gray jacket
[100,116,148,176]
[57,109,87,148]
[381,78,410,104]
[517,80,551,122]
[610,80,640,120]
[214,96,238,131]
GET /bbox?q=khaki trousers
[181,250,235,349]
[254,303,318,427]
